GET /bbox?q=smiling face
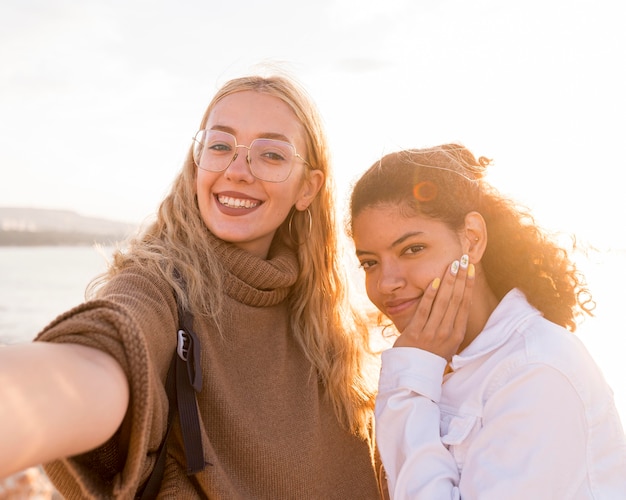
[196,90,322,258]
[352,204,464,331]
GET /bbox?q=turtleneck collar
[210,233,299,308]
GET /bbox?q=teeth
[218,195,259,209]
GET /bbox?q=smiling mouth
[384,296,420,317]
[217,195,260,209]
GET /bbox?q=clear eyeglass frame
[192,129,310,183]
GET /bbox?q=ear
[295,169,325,211]
[461,211,488,263]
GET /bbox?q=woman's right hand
[393,255,475,361]
[0,342,129,479]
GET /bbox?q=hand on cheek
[393,254,475,361]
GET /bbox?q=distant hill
[0,207,138,246]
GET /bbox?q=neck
[458,268,499,353]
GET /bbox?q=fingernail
[460,254,469,269]
[468,263,475,278]
[450,260,460,276]
[432,277,441,290]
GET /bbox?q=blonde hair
[91,75,376,438]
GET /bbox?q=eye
[403,244,425,256]
[253,139,293,164]
[207,141,233,153]
[358,260,377,271]
[261,150,288,162]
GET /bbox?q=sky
[1,0,625,249]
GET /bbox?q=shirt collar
[450,288,542,369]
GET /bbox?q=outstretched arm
[0,342,129,478]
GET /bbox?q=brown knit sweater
[36,239,382,499]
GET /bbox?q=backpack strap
[137,294,210,499]
[175,307,208,473]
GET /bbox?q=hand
[393,255,475,361]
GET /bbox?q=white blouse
[376,289,626,499]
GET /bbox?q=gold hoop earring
[288,207,312,245]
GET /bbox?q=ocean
[1,245,625,426]
[0,246,114,345]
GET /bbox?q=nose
[225,146,254,182]
[377,262,405,294]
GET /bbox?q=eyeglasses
[192,129,309,183]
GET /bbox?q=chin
[386,316,405,333]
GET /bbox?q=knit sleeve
[35,268,178,500]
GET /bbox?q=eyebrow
[210,125,292,143]
[355,231,425,257]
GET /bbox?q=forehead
[206,90,305,145]
[352,205,455,246]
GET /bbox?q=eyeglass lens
[193,130,297,182]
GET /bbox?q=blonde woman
[0,75,383,498]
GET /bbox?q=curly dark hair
[347,144,594,331]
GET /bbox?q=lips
[212,192,263,217]
[383,296,420,317]
[217,195,260,209]
[215,191,262,210]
